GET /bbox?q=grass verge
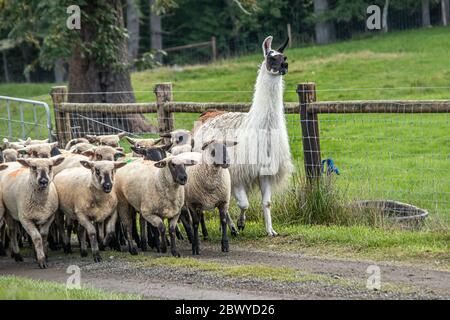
[0,275,140,300]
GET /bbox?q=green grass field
[0,27,449,226]
[0,276,139,300]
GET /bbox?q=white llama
[193,36,293,236]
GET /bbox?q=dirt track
[1,241,449,300]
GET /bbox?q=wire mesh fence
[0,96,52,142]
[47,84,449,225]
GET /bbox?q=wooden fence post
[211,36,217,62]
[50,86,71,147]
[155,83,174,143]
[298,83,322,182]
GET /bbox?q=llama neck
[247,63,284,128]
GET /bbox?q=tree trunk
[54,59,66,83]
[149,0,163,63]
[314,0,335,44]
[68,0,155,135]
[422,0,431,27]
[442,0,450,26]
[127,0,140,64]
[2,51,9,82]
[382,0,390,33]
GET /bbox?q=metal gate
[0,96,52,141]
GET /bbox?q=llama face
[262,36,289,76]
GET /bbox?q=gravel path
[0,241,449,300]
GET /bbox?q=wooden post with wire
[50,86,72,147]
[298,83,322,182]
[287,24,292,47]
[211,36,217,62]
[155,83,174,143]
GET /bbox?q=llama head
[262,36,289,76]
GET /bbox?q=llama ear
[262,36,273,56]
[277,37,289,53]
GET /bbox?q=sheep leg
[139,215,148,252]
[38,216,54,260]
[219,205,229,253]
[77,215,101,263]
[190,208,201,255]
[56,211,71,254]
[145,215,166,253]
[117,202,138,255]
[175,225,184,240]
[102,211,118,249]
[4,214,22,262]
[168,217,180,257]
[64,216,74,254]
[147,222,156,249]
[131,210,141,249]
[78,224,88,257]
[179,207,193,244]
[233,185,249,232]
[226,213,238,237]
[20,218,47,269]
[0,221,6,256]
[259,176,277,236]
[200,213,209,240]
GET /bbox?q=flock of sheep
[0,131,237,268]
[0,36,293,269]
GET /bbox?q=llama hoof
[63,244,73,254]
[171,250,181,257]
[129,247,138,256]
[237,218,245,231]
[192,245,200,255]
[221,241,229,252]
[230,227,239,237]
[93,252,102,263]
[267,230,279,237]
[80,249,88,257]
[12,252,23,262]
[37,259,48,269]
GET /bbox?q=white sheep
[18,142,59,158]
[0,157,65,268]
[114,152,200,256]
[54,160,126,261]
[0,163,9,256]
[1,149,18,162]
[160,129,193,155]
[184,140,237,254]
[65,137,90,150]
[85,132,126,147]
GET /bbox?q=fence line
[49,83,449,223]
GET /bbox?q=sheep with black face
[54,160,126,262]
[0,157,65,268]
[114,152,199,256]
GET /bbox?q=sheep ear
[80,160,93,169]
[18,148,29,155]
[159,133,172,138]
[131,146,145,156]
[162,143,172,151]
[17,158,30,167]
[114,152,125,161]
[0,164,8,171]
[201,140,214,150]
[262,36,273,56]
[115,147,125,152]
[52,157,65,166]
[125,136,136,145]
[82,150,95,158]
[154,160,167,168]
[114,162,127,169]
[85,135,97,142]
[225,140,238,147]
[49,142,58,148]
[117,132,127,139]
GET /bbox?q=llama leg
[233,185,249,231]
[259,176,277,236]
